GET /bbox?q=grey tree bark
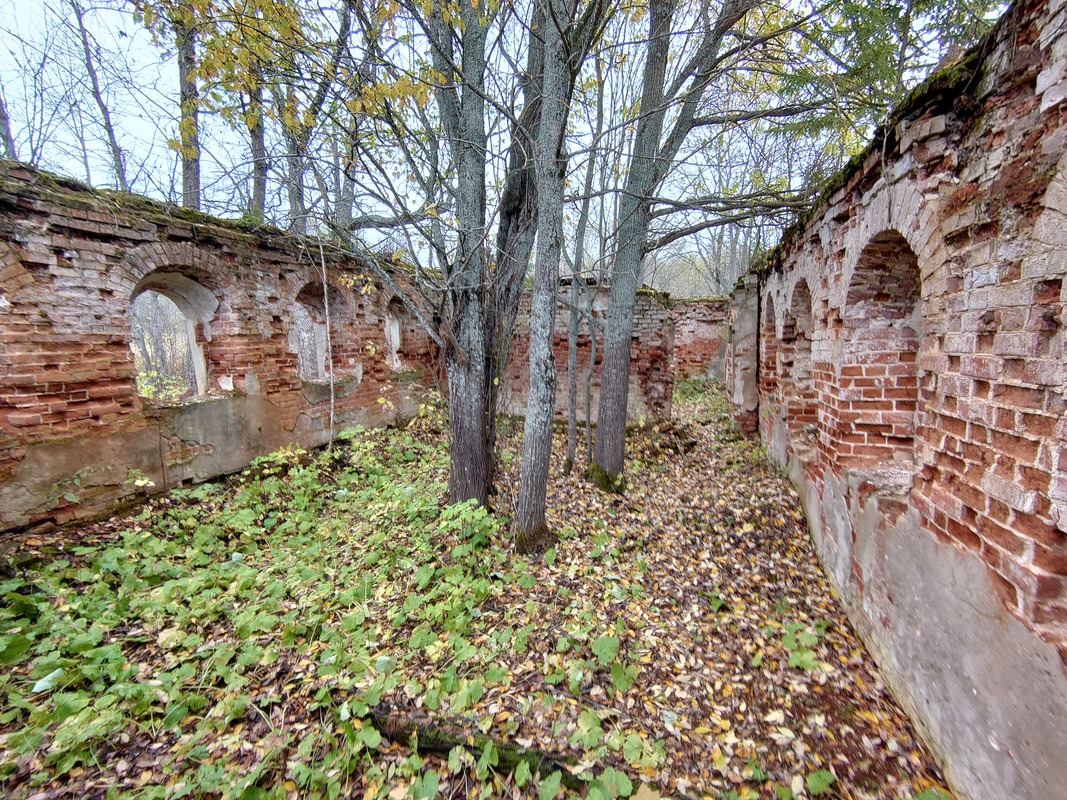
[282,131,307,234]
[564,53,605,471]
[0,85,15,161]
[483,0,546,493]
[590,0,673,486]
[515,0,575,551]
[425,2,491,504]
[248,78,267,218]
[173,12,200,210]
[592,0,757,486]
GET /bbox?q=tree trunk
[565,263,580,472]
[335,149,356,229]
[483,0,546,492]
[515,0,573,551]
[71,0,128,191]
[285,144,307,234]
[445,4,490,505]
[173,13,200,210]
[0,84,16,160]
[584,292,597,461]
[248,80,267,218]
[591,1,673,485]
[565,54,605,470]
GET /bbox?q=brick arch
[294,280,350,318]
[759,293,780,440]
[838,179,933,305]
[118,241,228,299]
[384,295,408,370]
[120,244,229,398]
[290,281,352,381]
[783,279,816,437]
[835,229,922,468]
[282,270,357,317]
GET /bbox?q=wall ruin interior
[726,1,1067,797]
[502,285,677,424]
[669,297,729,380]
[0,164,677,534]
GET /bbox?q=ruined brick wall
[668,298,728,380]
[723,275,759,433]
[725,1,1067,797]
[503,286,674,423]
[0,164,676,533]
[0,163,436,533]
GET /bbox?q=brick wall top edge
[742,0,1039,284]
[0,159,420,284]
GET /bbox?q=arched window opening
[760,294,779,402]
[129,272,217,401]
[385,297,405,371]
[840,231,922,466]
[783,280,816,439]
[291,283,347,381]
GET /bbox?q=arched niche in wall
[385,297,406,371]
[290,282,349,381]
[760,293,779,402]
[783,279,816,437]
[129,271,218,401]
[839,230,921,466]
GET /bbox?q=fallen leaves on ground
[0,382,952,800]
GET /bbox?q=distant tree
[69,0,129,191]
[0,83,19,160]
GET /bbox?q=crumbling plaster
[726,0,1067,797]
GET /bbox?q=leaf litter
[0,381,953,800]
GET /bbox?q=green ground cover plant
[1,385,954,800]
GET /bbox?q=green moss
[389,367,425,384]
[585,460,626,494]
[636,286,671,306]
[514,520,556,555]
[668,295,728,306]
[0,159,424,277]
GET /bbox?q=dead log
[369,703,584,790]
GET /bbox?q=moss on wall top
[0,159,421,279]
[737,20,994,285]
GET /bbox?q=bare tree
[171,8,200,208]
[515,0,610,549]
[0,83,16,160]
[70,0,128,190]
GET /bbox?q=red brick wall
[744,0,1067,647]
[0,165,676,532]
[0,164,437,532]
[727,3,1067,792]
[503,286,674,423]
[668,298,728,379]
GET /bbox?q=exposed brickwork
[724,275,759,433]
[503,286,675,423]
[0,166,442,530]
[726,2,1067,796]
[668,298,728,379]
[734,0,1067,647]
[0,164,674,532]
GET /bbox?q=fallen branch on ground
[370,702,584,790]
